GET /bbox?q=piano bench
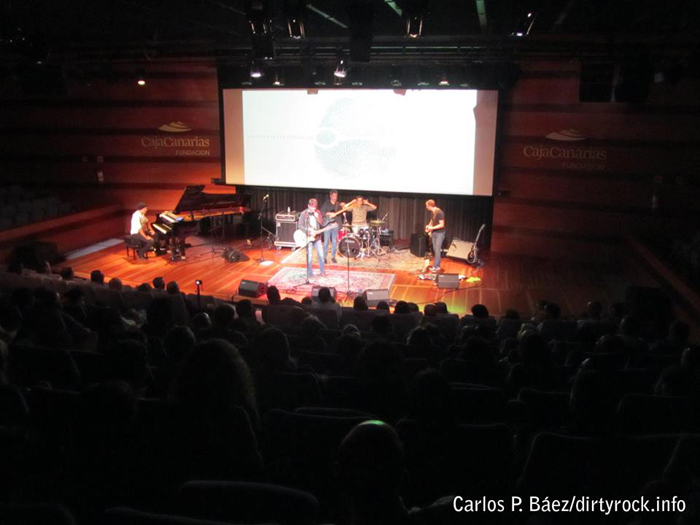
[124,236,149,260]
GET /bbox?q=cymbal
[370,220,386,226]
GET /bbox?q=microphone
[262,194,269,200]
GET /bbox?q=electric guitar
[326,204,353,220]
[294,222,340,247]
[467,223,486,264]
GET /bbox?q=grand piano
[152,185,250,259]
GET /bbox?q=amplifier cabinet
[275,211,299,248]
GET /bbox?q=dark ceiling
[1,0,699,66]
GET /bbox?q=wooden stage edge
[64,236,639,319]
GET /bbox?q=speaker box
[446,239,474,261]
[436,273,460,289]
[275,219,298,247]
[312,286,337,302]
[222,247,249,263]
[362,289,390,307]
[380,230,394,249]
[238,279,268,298]
[410,233,428,257]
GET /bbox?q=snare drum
[339,234,362,258]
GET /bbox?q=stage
[63,235,635,318]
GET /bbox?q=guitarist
[425,199,445,272]
[298,198,326,279]
[320,190,343,264]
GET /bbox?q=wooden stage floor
[66,237,637,317]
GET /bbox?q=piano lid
[173,185,251,215]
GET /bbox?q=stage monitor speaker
[222,247,249,263]
[446,239,474,261]
[238,279,268,298]
[436,273,460,289]
[312,286,337,302]
[410,233,428,257]
[362,288,390,307]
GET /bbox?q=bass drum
[339,234,362,258]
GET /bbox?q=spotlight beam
[307,4,349,29]
[552,0,578,32]
[384,1,403,17]
[475,0,487,33]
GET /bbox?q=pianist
[130,202,155,260]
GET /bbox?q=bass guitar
[294,222,340,247]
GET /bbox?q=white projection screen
[222,88,498,196]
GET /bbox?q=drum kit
[338,219,387,259]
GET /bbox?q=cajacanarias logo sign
[141,122,211,156]
[522,129,607,170]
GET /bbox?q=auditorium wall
[0,60,698,260]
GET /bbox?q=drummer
[347,195,377,234]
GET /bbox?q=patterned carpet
[267,266,396,294]
[283,246,426,272]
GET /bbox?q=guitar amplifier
[380,229,394,249]
[446,239,474,261]
[410,233,429,257]
[275,211,299,248]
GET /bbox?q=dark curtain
[240,185,493,247]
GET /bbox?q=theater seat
[616,394,697,434]
[103,508,248,525]
[177,481,318,525]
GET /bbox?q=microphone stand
[343,212,353,300]
[257,196,268,264]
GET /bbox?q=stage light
[350,67,364,86]
[334,56,348,78]
[390,66,403,87]
[406,14,424,38]
[313,66,327,86]
[416,67,431,87]
[398,0,428,38]
[250,63,263,79]
[283,0,306,39]
[511,6,537,37]
[438,72,449,86]
[136,69,146,86]
[272,71,284,86]
[246,0,275,59]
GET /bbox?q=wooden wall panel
[502,110,700,142]
[498,142,700,175]
[493,201,684,238]
[492,63,700,261]
[490,227,623,262]
[506,78,581,105]
[0,106,219,128]
[498,169,654,207]
[0,135,220,157]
